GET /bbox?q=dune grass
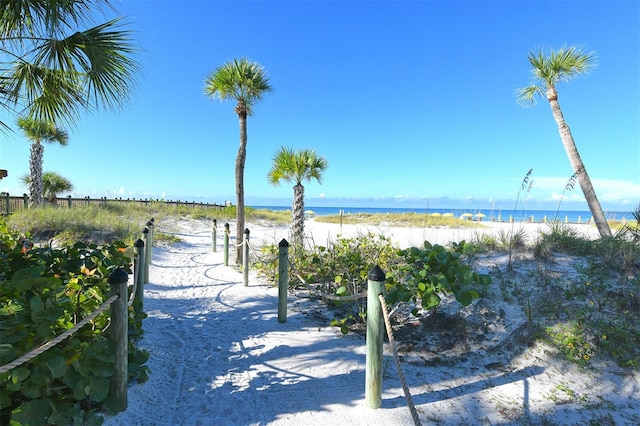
[315,211,482,228]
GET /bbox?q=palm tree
[204,58,272,263]
[18,117,68,207]
[0,1,139,128]
[268,147,328,245]
[516,46,612,238]
[21,171,73,204]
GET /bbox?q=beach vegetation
[0,217,149,424]
[17,118,69,207]
[516,46,612,238]
[204,58,273,264]
[0,0,140,129]
[316,211,479,229]
[267,147,328,245]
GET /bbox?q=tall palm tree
[204,58,272,263]
[0,0,139,128]
[21,171,73,204]
[516,46,612,238]
[18,117,68,207]
[268,147,328,245]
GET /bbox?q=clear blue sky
[0,0,638,212]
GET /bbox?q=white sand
[102,218,638,426]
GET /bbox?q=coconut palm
[204,58,272,263]
[0,0,139,128]
[268,147,328,245]
[516,46,612,238]
[18,117,68,207]
[21,171,73,204]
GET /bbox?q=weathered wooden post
[108,268,129,412]
[278,239,289,323]
[243,228,250,286]
[212,218,218,251]
[1,192,8,215]
[366,265,385,409]
[224,223,230,266]
[142,227,150,284]
[146,219,155,250]
[133,238,145,314]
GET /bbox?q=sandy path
[102,218,639,426]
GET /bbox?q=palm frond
[204,58,272,116]
[515,85,542,107]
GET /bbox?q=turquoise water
[252,206,634,223]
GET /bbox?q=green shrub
[0,217,148,423]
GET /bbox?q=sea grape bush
[0,217,148,425]
[385,241,492,316]
[260,233,490,331]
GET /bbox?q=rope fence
[0,294,119,374]
[1,218,154,415]
[210,219,422,421]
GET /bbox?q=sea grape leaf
[11,398,52,426]
[89,377,110,402]
[0,344,18,364]
[46,355,67,378]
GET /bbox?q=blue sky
[0,0,638,213]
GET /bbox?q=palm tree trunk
[235,113,248,264]
[291,183,305,245]
[29,142,44,207]
[546,88,612,237]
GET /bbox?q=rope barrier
[128,257,138,307]
[291,270,367,301]
[246,240,279,265]
[0,294,119,374]
[378,293,422,426]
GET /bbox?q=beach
[102,217,638,426]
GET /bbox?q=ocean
[252,206,634,224]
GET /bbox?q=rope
[224,230,245,248]
[246,240,279,265]
[378,293,422,426]
[292,270,367,301]
[128,256,139,307]
[0,294,119,374]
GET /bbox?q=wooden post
[133,238,145,315]
[278,239,289,323]
[1,192,8,215]
[223,223,230,266]
[365,265,385,409]
[212,219,217,252]
[146,219,155,251]
[142,228,150,284]
[243,228,250,286]
[108,269,129,413]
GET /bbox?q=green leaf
[11,266,45,282]
[335,285,347,296]
[11,398,52,426]
[21,380,43,399]
[455,290,480,306]
[11,367,30,383]
[89,377,110,402]
[0,344,18,364]
[30,296,45,314]
[421,293,441,310]
[46,355,67,378]
[340,324,350,335]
